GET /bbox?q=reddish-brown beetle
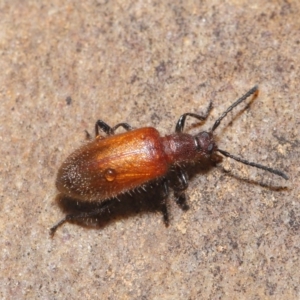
[51,86,288,235]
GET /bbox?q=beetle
[50,86,288,235]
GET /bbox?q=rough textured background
[0,1,299,299]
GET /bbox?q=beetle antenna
[211,86,288,180]
[212,86,258,132]
[217,148,289,180]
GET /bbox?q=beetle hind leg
[50,201,113,236]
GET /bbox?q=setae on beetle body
[51,86,288,235]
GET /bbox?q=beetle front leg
[175,102,213,133]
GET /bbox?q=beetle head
[194,131,216,158]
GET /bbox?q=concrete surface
[0,1,299,299]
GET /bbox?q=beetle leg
[50,201,113,237]
[161,179,170,226]
[95,120,113,136]
[85,130,93,140]
[175,101,213,133]
[174,193,189,211]
[111,123,132,134]
[95,120,133,137]
[173,167,189,210]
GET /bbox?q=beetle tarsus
[50,218,67,237]
[174,192,189,211]
[50,202,115,236]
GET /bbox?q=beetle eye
[195,131,214,154]
[207,143,214,153]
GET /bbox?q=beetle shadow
[52,157,220,233]
[53,185,175,232]
[217,165,289,191]
[54,195,152,231]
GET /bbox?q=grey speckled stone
[0,1,299,299]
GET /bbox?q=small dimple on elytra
[104,168,117,182]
